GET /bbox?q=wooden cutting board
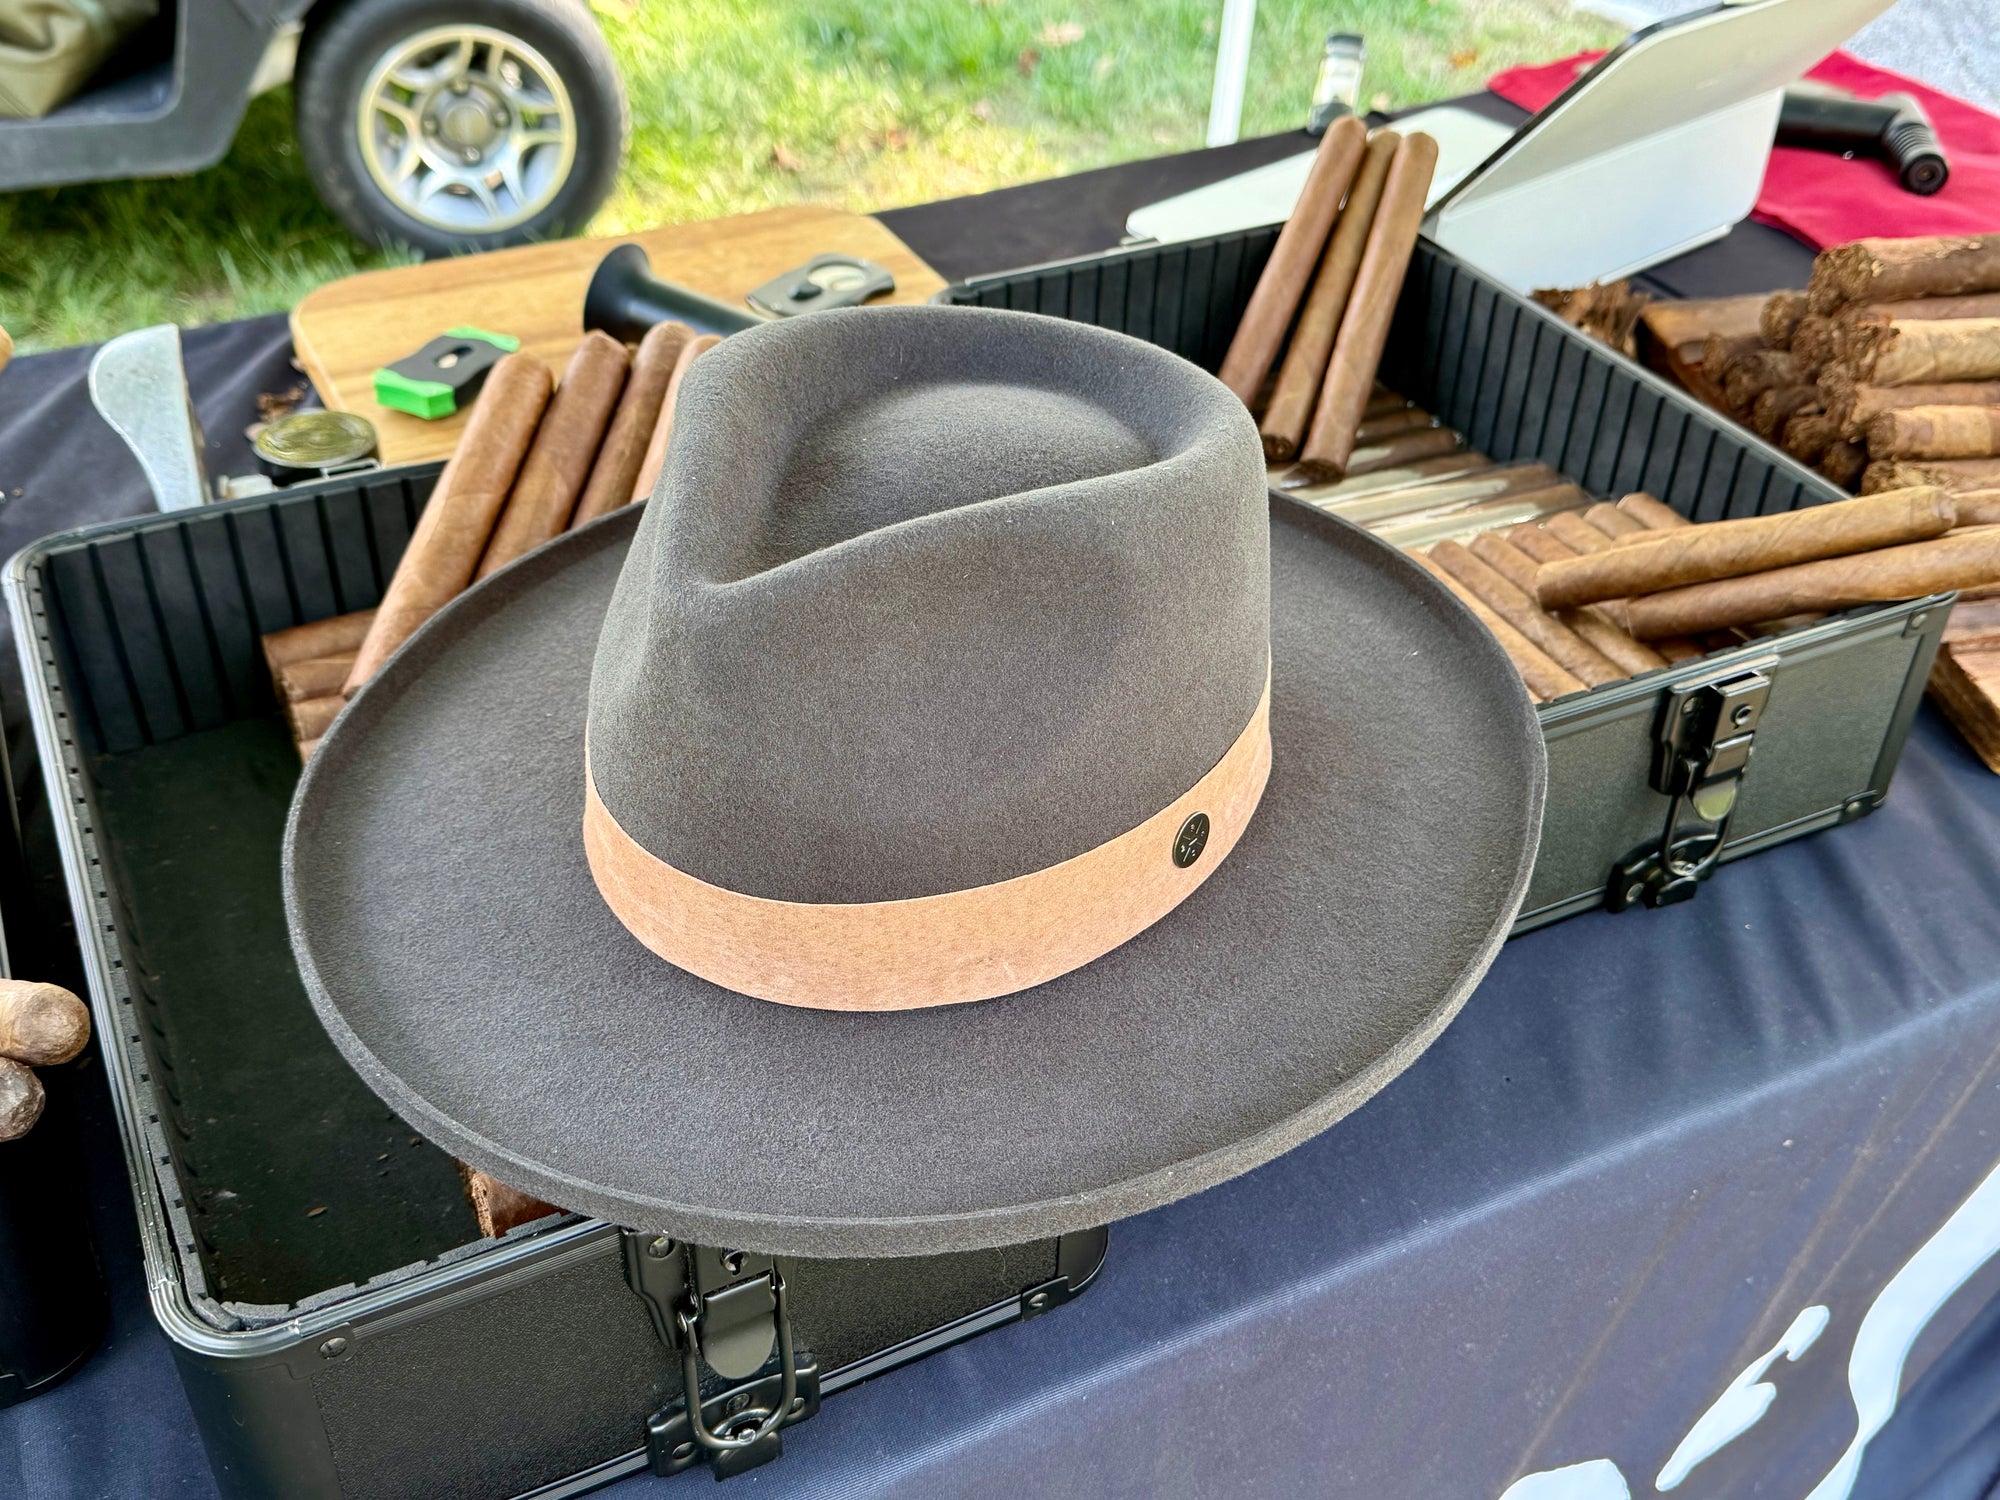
[292,206,947,465]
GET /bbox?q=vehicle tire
[295,0,628,255]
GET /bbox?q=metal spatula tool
[89,325,209,512]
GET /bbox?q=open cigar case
[942,233,1949,927]
[0,236,1944,1500]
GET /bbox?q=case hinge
[1607,667,1773,912]
[620,1232,821,1480]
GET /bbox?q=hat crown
[586,305,1270,905]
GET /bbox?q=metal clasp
[620,1234,821,1480]
[1608,666,1773,911]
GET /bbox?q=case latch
[1608,667,1773,911]
[621,1233,822,1480]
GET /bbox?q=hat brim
[285,497,1545,1258]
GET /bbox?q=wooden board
[292,206,946,465]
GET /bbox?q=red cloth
[1485,49,2000,249]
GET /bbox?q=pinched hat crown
[582,305,1272,1010]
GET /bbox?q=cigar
[1628,528,2000,639]
[1751,385,1822,441]
[573,321,695,530]
[1868,405,2000,460]
[1547,509,1614,554]
[1353,407,1436,445]
[298,737,322,764]
[0,980,90,1067]
[1823,377,2000,438]
[1954,490,2000,527]
[459,1163,560,1238]
[477,332,630,578]
[1841,291,2000,325]
[1472,531,1667,675]
[629,333,722,508]
[1259,129,1401,461]
[1762,290,1809,348]
[1319,462,1563,526]
[289,692,344,743]
[1217,116,1369,408]
[0,1056,44,1144]
[1783,411,1841,466]
[262,608,375,687]
[1297,132,1441,482]
[1848,317,2000,386]
[1584,502,1645,539]
[1414,552,1583,701]
[1536,486,1956,609]
[1789,314,1840,377]
[1811,236,2000,313]
[345,354,554,693]
[1342,424,1462,477]
[1864,457,2000,494]
[1370,486,1587,550]
[1430,540,1622,684]
[1277,450,1488,500]
[1615,492,1690,530]
[1363,388,1411,419]
[1640,294,1766,354]
[275,651,358,704]
[1702,332,1763,386]
[1723,350,1802,412]
[1822,440,1868,491]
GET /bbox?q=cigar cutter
[746,255,895,318]
[374,327,521,419]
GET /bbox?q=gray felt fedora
[286,305,1546,1258]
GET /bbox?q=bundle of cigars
[1638,234,2000,496]
[263,320,721,1236]
[262,319,721,762]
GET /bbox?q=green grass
[0,0,1618,350]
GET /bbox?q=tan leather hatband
[583,679,1272,1011]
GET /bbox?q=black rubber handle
[1778,87,1949,197]
[583,243,765,342]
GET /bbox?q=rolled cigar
[573,321,694,530]
[1723,349,1801,412]
[1762,290,1810,348]
[1868,405,2000,460]
[1343,424,1462,477]
[1363,389,1410,419]
[1784,411,1841,466]
[459,1163,560,1238]
[1954,490,2000,527]
[276,651,358,704]
[0,1056,43,1143]
[1472,531,1667,674]
[1354,407,1435,444]
[1702,332,1763,385]
[1812,236,2000,313]
[629,333,722,507]
[1322,462,1563,525]
[1640,294,1766,354]
[0,979,89,1067]
[1822,440,1868,491]
[1584,502,1645,539]
[1851,318,2000,386]
[1790,314,1840,377]
[1547,510,1614,554]
[1536,487,1956,609]
[1414,552,1583,701]
[297,737,322,764]
[289,693,344,743]
[1259,129,1401,460]
[1430,540,1622,685]
[1841,291,2000,325]
[1865,457,2000,494]
[261,608,375,678]
[1615,491,1690,530]
[1628,528,2000,639]
[1217,116,1370,407]
[1752,386,1822,441]
[1278,450,1487,501]
[1371,486,1587,550]
[1823,377,2000,438]
[1297,132,1441,482]
[477,332,630,577]
[344,354,553,693]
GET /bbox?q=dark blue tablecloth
[5,133,2000,1500]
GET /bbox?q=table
[3,125,1999,1500]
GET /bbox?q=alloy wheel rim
[357,24,578,235]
